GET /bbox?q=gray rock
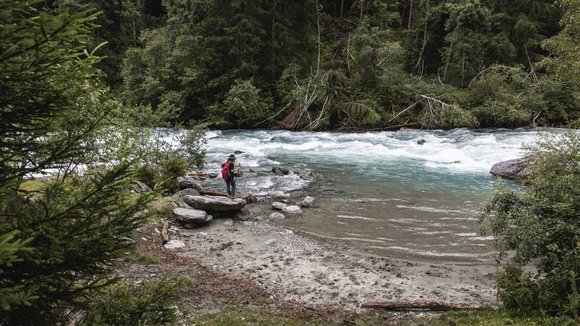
[173,207,212,226]
[265,239,278,246]
[269,212,285,220]
[272,202,287,210]
[490,156,535,180]
[172,188,200,208]
[234,208,252,221]
[183,195,246,211]
[271,191,290,200]
[272,167,290,175]
[208,172,218,178]
[223,219,234,226]
[300,196,315,208]
[417,139,426,145]
[132,181,151,193]
[177,176,204,191]
[164,240,186,251]
[282,205,302,216]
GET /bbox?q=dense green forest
[48,0,580,130]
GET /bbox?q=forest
[55,0,579,130]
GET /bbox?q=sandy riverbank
[165,216,497,312]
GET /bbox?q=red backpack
[221,161,230,179]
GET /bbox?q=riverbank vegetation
[52,0,580,130]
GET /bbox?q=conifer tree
[0,1,159,324]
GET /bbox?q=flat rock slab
[183,195,246,211]
[173,207,212,225]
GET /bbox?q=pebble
[265,239,278,246]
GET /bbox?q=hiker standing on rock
[222,154,238,198]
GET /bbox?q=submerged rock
[269,212,285,220]
[490,156,535,180]
[272,167,290,175]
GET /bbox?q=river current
[202,128,548,264]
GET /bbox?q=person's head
[228,154,236,161]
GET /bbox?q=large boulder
[177,176,204,191]
[490,156,535,180]
[183,195,246,211]
[172,188,200,208]
[173,207,212,226]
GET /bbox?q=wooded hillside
[51,0,580,130]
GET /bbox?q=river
[201,128,549,264]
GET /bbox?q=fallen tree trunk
[361,301,489,311]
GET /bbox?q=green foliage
[482,131,580,317]
[472,101,530,128]
[109,0,579,129]
[496,265,541,314]
[426,308,572,325]
[136,164,158,189]
[427,104,480,129]
[541,0,580,84]
[158,157,187,192]
[81,277,187,326]
[0,2,185,324]
[210,79,274,128]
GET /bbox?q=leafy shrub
[496,265,540,314]
[136,164,157,189]
[472,101,530,128]
[81,278,187,325]
[420,102,480,129]
[209,79,273,128]
[483,131,580,317]
[158,157,187,192]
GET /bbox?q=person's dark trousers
[225,177,236,197]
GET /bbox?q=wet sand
[172,218,497,311]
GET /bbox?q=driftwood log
[161,219,170,244]
[361,301,489,311]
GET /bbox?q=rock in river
[490,156,535,180]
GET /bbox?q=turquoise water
[203,128,548,264]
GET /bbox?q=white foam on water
[336,214,378,221]
[395,205,466,214]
